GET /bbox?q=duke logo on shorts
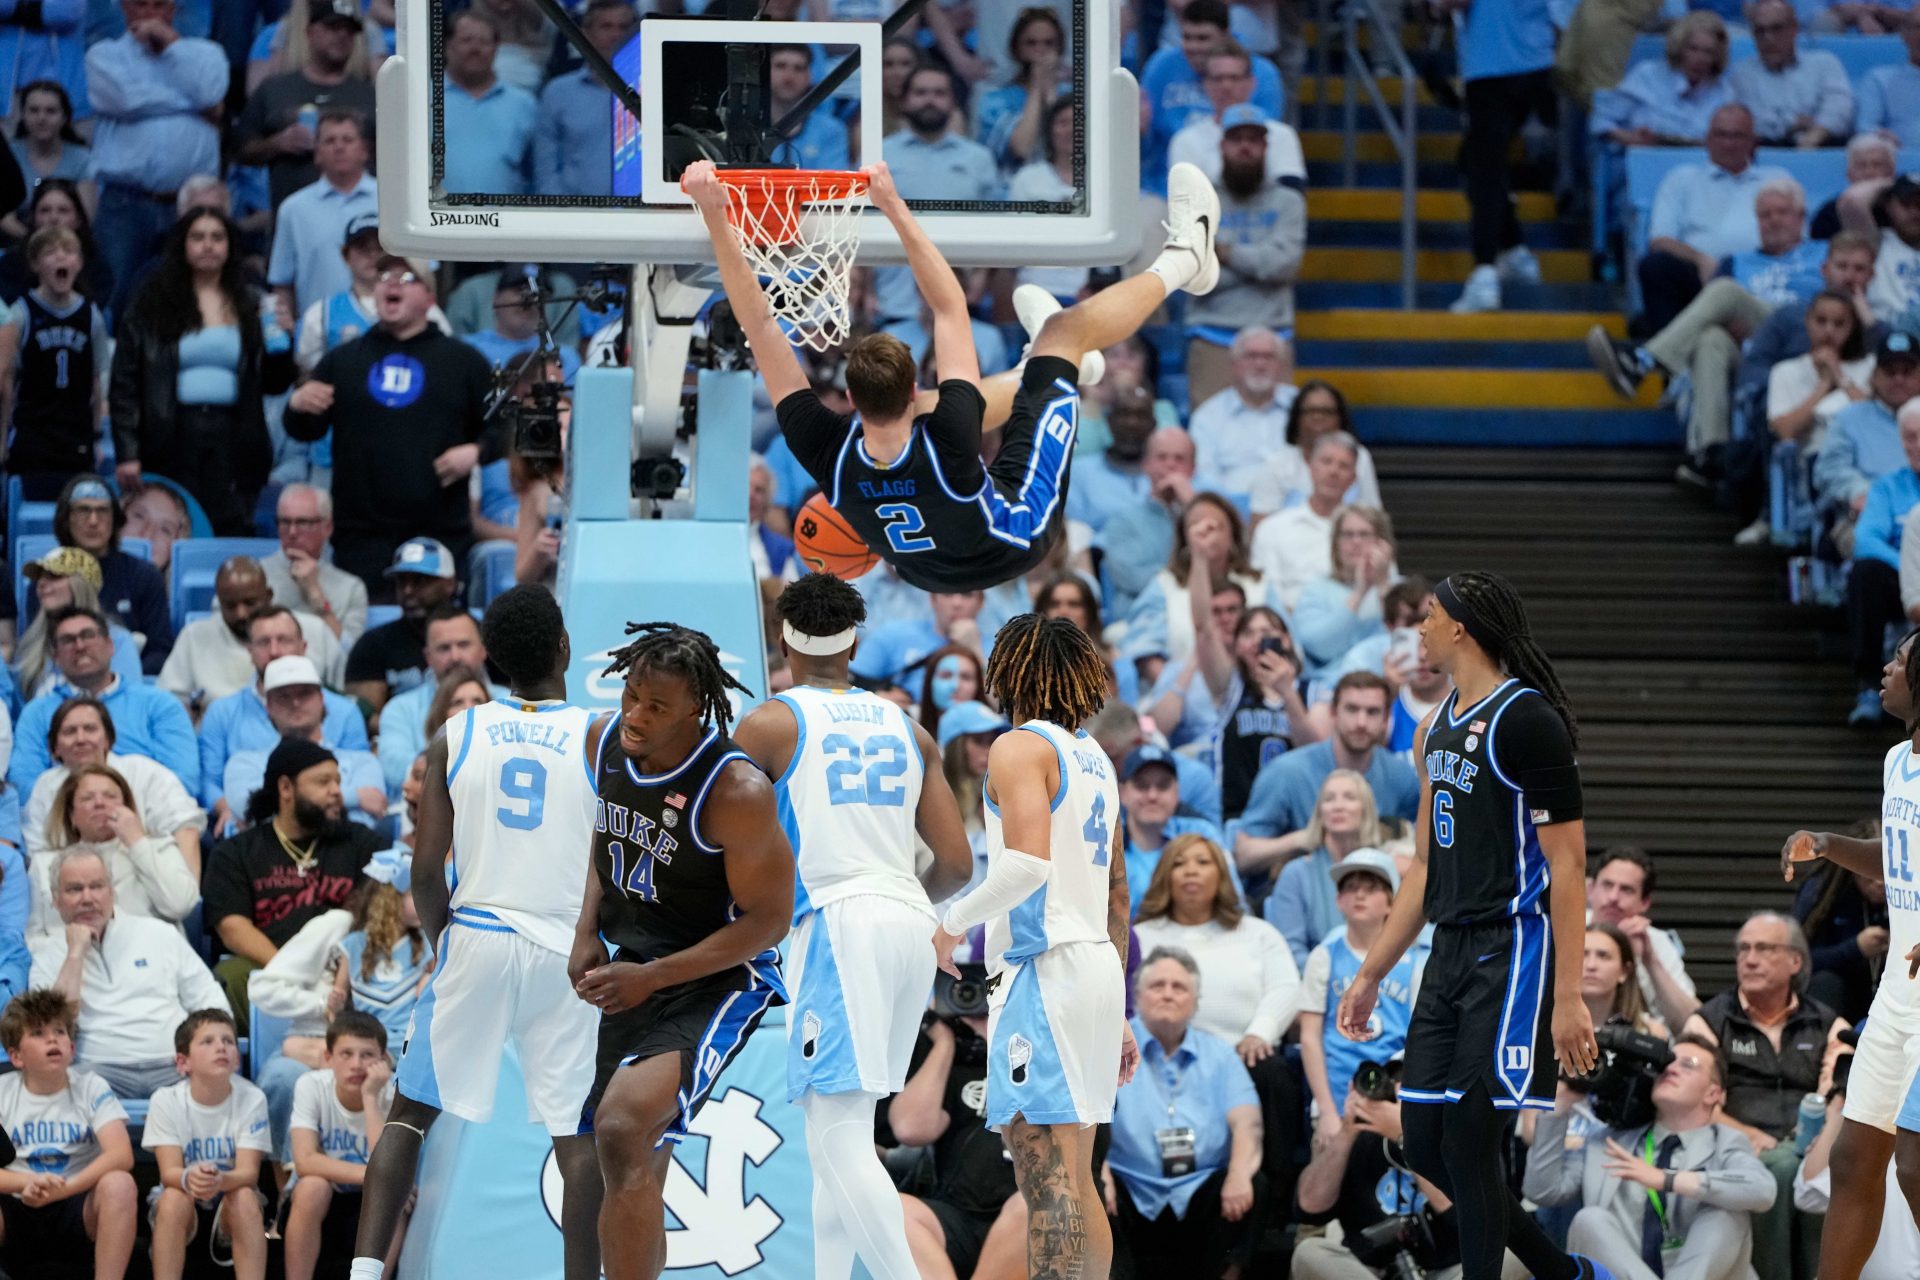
[981,720,1125,1131]
[396,698,601,1135]
[772,684,938,1101]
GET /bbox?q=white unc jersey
[1878,740,1920,1025]
[772,685,930,924]
[984,720,1118,966]
[445,699,599,955]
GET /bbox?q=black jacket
[108,292,292,492]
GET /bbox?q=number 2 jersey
[984,719,1118,967]
[1877,740,1920,1026]
[445,698,599,955]
[770,684,932,923]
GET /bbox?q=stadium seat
[1625,32,1905,80]
[467,540,518,610]
[168,538,282,631]
[250,1004,291,1080]
[12,534,152,623]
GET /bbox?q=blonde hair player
[684,157,1221,594]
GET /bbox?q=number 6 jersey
[445,698,601,955]
[770,684,930,924]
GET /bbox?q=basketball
[793,493,879,579]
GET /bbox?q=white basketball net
[719,172,870,353]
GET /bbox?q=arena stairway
[1286,76,1888,989]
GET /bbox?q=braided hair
[1898,627,1920,734]
[1445,571,1580,747]
[603,622,753,735]
[983,613,1109,729]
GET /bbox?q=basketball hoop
[696,167,870,353]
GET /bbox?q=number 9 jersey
[446,698,601,955]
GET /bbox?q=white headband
[783,622,857,656]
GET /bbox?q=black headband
[1435,577,1504,655]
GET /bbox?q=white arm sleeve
[940,847,1051,937]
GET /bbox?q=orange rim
[704,168,869,246]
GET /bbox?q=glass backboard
[374,0,1138,266]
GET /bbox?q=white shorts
[786,894,935,1102]
[985,940,1123,1131]
[1843,1008,1920,1133]
[396,912,597,1136]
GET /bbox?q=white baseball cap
[262,655,323,693]
[1330,848,1401,896]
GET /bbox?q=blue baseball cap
[937,701,1011,752]
[384,537,456,580]
[1119,744,1180,783]
[1219,103,1271,133]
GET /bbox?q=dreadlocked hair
[345,878,425,982]
[604,621,753,735]
[983,613,1109,729]
[777,572,867,638]
[1446,571,1580,747]
[1901,627,1920,734]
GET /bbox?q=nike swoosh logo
[1477,952,1497,963]
[1198,213,1212,246]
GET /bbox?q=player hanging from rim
[570,621,794,1280]
[929,612,1139,1280]
[684,157,1223,594]
[350,585,604,1280]
[730,572,974,1280]
[1783,629,1920,1280]
[1336,572,1616,1280]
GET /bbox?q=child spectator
[330,849,429,1048]
[0,226,108,501]
[1297,850,1422,1141]
[285,1010,394,1280]
[143,1008,270,1280]
[0,988,137,1279]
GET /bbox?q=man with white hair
[1188,326,1297,495]
[262,483,369,645]
[27,846,231,1099]
[1588,176,1823,484]
[1814,134,1896,239]
[1727,0,1853,148]
[1098,426,1198,621]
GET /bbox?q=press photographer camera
[1562,1023,1675,1130]
[1295,1079,1461,1280]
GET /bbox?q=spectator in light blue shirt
[767,43,851,172]
[848,590,984,687]
[1261,769,1392,967]
[460,269,582,385]
[86,0,227,318]
[1187,327,1296,497]
[1098,426,1194,621]
[219,655,386,830]
[1637,104,1785,331]
[880,298,1011,377]
[0,12,91,133]
[373,613,498,794]
[1813,330,1920,517]
[1845,399,1920,722]
[531,0,635,198]
[1109,947,1264,1275]
[1118,746,1236,917]
[266,109,375,319]
[1067,382,1155,535]
[875,64,1001,321]
[442,9,536,197]
[1721,180,1826,307]
[1138,0,1283,200]
[1855,9,1920,148]
[971,8,1069,171]
[1726,0,1854,147]
[1591,12,1735,146]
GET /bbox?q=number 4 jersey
[770,684,930,924]
[985,719,1119,968]
[1878,741,1920,1024]
[446,698,601,955]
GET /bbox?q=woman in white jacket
[27,762,200,938]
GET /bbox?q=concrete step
[1295,281,1621,310]
[1311,219,1587,250]
[1351,407,1681,445]
[1296,339,1597,369]
[1299,245,1589,284]
[1296,310,1626,342]
[1293,366,1655,409]
[1307,187,1558,224]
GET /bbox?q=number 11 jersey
[1878,740,1920,1025]
[446,698,600,955]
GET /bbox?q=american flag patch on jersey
[666,792,687,809]
[1530,809,1550,824]
[1470,720,1487,733]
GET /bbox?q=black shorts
[923,1196,998,1276]
[976,354,1078,571]
[579,959,784,1145]
[1,1192,89,1262]
[1401,916,1556,1111]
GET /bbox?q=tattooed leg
[1007,1118,1108,1280]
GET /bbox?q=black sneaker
[1585,325,1645,399]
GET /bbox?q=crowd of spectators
[0,0,1899,1274]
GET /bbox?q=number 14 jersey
[985,720,1117,967]
[446,699,600,955]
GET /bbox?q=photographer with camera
[1294,1062,1465,1280]
[1523,1032,1776,1280]
[1105,946,1266,1277]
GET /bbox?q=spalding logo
[544,1088,785,1274]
